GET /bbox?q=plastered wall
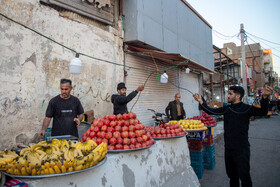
[0,0,124,148]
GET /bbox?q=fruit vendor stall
[0,113,201,186]
[1,137,199,186]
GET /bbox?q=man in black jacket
[111,82,144,115]
[165,93,186,120]
[193,86,273,187]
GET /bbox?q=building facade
[0,0,124,147]
[0,0,215,147]
[222,42,266,95]
[122,0,215,125]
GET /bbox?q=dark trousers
[172,115,184,121]
[225,147,252,187]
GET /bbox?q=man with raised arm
[193,86,273,187]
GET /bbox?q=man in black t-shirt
[39,79,84,138]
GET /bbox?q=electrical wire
[246,32,280,46]
[129,55,194,112]
[0,13,76,53]
[2,12,214,113]
[0,12,187,73]
[129,72,154,112]
[213,30,239,39]
[3,12,274,115]
[246,34,280,59]
[246,34,280,54]
[244,34,262,71]
[198,96,262,115]
[167,78,194,95]
[129,58,191,112]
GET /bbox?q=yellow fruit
[48,167,55,174]
[84,161,90,169]
[14,168,20,175]
[53,164,61,174]
[68,166,73,172]
[63,160,68,168]
[41,170,45,175]
[61,165,67,173]
[74,164,83,171]
[57,160,62,170]
[25,164,32,175]
[44,168,49,174]
[31,168,37,176]
[44,162,50,168]
[20,167,28,176]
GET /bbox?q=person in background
[111,82,144,115]
[39,79,84,138]
[193,85,273,187]
[165,93,186,120]
[276,98,280,113]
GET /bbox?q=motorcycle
[147,109,168,126]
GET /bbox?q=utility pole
[240,24,248,103]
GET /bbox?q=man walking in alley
[193,86,273,187]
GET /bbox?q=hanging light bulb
[160,70,168,83]
[185,65,190,74]
[70,53,82,74]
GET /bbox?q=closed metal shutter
[125,53,179,126]
[178,71,200,118]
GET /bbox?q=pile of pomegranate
[81,113,154,150]
[145,124,186,138]
[189,112,216,127]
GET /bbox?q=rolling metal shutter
[125,53,179,126]
[178,71,200,118]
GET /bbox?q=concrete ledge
[22,137,200,187]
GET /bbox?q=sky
[186,0,280,75]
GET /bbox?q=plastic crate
[186,131,205,140]
[43,128,52,141]
[202,135,213,145]
[203,156,215,170]
[191,162,204,179]
[203,145,215,158]
[205,127,214,136]
[190,150,203,165]
[187,140,203,151]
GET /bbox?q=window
[40,0,115,25]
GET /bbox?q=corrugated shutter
[125,53,179,126]
[179,71,200,118]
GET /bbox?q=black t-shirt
[46,95,84,137]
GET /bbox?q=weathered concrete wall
[0,0,124,148]
[22,137,200,187]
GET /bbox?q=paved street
[200,115,280,187]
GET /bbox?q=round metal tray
[152,134,186,140]
[185,128,207,132]
[108,142,155,153]
[1,157,107,179]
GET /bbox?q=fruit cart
[0,112,202,186]
[1,136,199,187]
